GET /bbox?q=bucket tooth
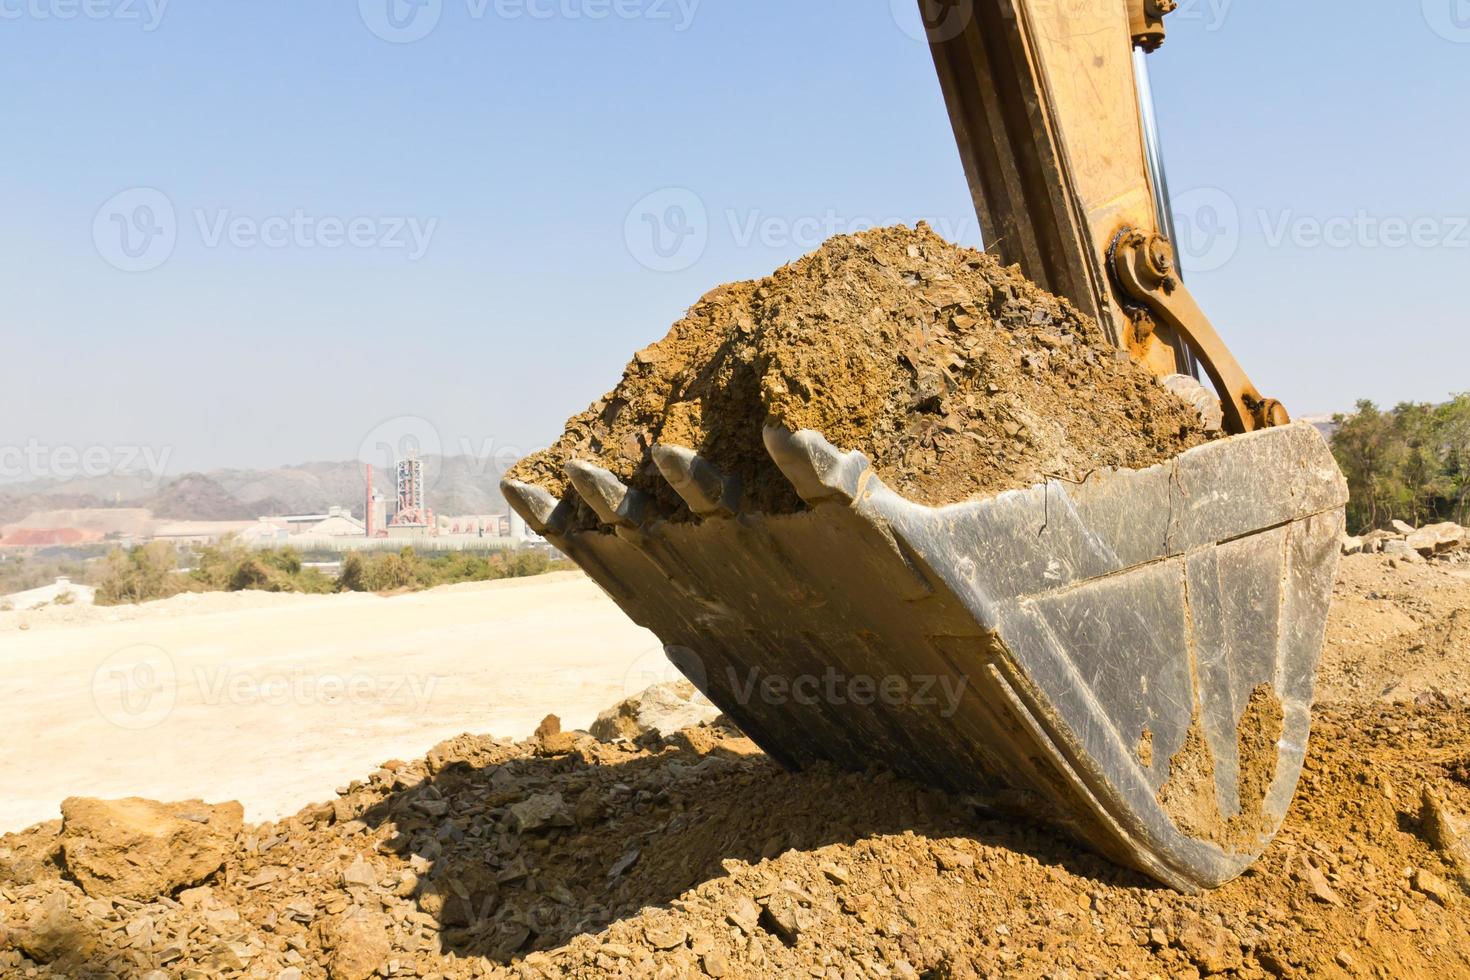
[762,425,875,506]
[499,479,570,536]
[564,460,649,529]
[651,445,741,518]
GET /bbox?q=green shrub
[96,542,185,606]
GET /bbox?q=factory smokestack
[364,463,374,539]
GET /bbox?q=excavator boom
[924,0,1286,431]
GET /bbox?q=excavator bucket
[504,422,1346,892]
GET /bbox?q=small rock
[1175,916,1244,975]
[1391,519,1416,535]
[508,793,573,833]
[1411,868,1453,906]
[643,921,687,950]
[935,848,974,872]
[1381,539,1425,563]
[536,730,581,757]
[323,909,391,980]
[340,856,378,889]
[534,714,561,739]
[1300,858,1343,907]
[59,797,243,901]
[1420,786,1466,852]
[16,893,94,964]
[701,948,730,977]
[1408,522,1466,555]
[819,862,850,885]
[243,867,287,889]
[589,681,721,743]
[726,894,761,934]
[179,885,214,909]
[1393,903,1421,931]
[607,848,640,878]
[759,895,815,946]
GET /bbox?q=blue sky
[3,0,1467,477]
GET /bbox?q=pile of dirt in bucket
[509,224,1212,527]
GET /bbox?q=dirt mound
[1319,552,1470,703]
[510,224,1211,526]
[4,696,1469,979]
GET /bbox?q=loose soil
[5,552,1470,980]
[1317,551,1470,703]
[510,224,1211,528]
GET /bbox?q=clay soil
[510,224,1210,528]
[4,552,1470,980]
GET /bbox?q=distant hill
[0,457,508,526]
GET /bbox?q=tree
[1331,394,1470,533]
[95,541,182,605]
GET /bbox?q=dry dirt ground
[3,554,1470,980]
[0,573,664,831]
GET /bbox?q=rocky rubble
[1317,551,1470,703]
[1342,520,1468,562]
[3,641,1470,979]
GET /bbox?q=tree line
[1331,394,1470,534]
[95,540,569,606]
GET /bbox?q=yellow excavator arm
[922,0,1288,432]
